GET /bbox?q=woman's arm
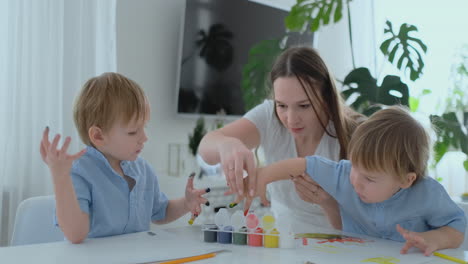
[198,118,260,197]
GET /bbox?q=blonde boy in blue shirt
[248,106,465,255]
[40,72,208,243]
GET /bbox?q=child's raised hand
[40,127,86,178]
[184,173,210,217]
[397,224,437,256]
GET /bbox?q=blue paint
[217,226,233,244]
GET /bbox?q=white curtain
[313,0,376,83]
[0,0,116,246]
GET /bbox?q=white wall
[117,0,202,184]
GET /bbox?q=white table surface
[0,225,466,264]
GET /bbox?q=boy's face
[349,165,405,203]
[99,115,148,166]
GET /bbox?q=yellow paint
[262,214,276,231]
[362,256,400,264]
[264,228,279,248]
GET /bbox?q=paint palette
[201,210,295,248]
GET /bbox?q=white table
[0,225,465,264]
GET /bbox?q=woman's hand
[218,137,256,197]
[291,173,333,206]
[227,167,270,214]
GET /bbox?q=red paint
[248,227,263,247]
[316,237,366,244]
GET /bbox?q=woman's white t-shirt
[244,100,340,232]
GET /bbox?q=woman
[198,46,363,230]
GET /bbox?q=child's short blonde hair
[348,105,430,184]
[73,72,147,146]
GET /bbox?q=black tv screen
[177,0,313,116]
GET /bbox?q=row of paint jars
[201,209,295,248]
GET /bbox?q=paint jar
[264,228,279,248]
[218,226,233,244]
[233,226,247,245]
[248,227,263,247]
[203,224,218,243]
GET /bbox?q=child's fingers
[396,224,407,235]
[49,134,61,153]
[42,127,50,147]
[60,136,71,154]
[70,148,87,160]
[400,241,413,254]
[40,140,47,162]
[186,172,195,189]
[424,245,436,256]
[194,187,210,196]
[194,204,202,215]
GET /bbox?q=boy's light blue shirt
[306,156,466,242]
[55,146,169,238]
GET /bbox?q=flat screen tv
[176,0,313,117]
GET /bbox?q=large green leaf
[430,112,468,168]
[342,68,409,116]
[380,21,427,81]
[241,39,285,111]
[285,0,346,33]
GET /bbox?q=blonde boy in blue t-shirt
[248,106,465,256]
[40,72,208,243]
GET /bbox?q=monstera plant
[285,0,427,115]
[430,45,468,171]
[241,0,427,116]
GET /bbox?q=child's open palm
[397,224,437,256]
[184,173,210,216]
[40,127,86,178]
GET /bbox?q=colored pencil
[434,252,467,264]
[159,252,216,264]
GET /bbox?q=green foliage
[342,68,409,116]
[241,39,285,111]
[188,117,207,157]
[380,21,428,81]
[430,112,468,171]
[431,45,468,172]
[409,89,431,112]
[285,0,345,33]
[283,1,426,117]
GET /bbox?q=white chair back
[10,195,64,246]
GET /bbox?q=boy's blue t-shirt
[55,146,169,238]
[305,156,466,241]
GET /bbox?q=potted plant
[242,0,427,116]
[430,44,468,173]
